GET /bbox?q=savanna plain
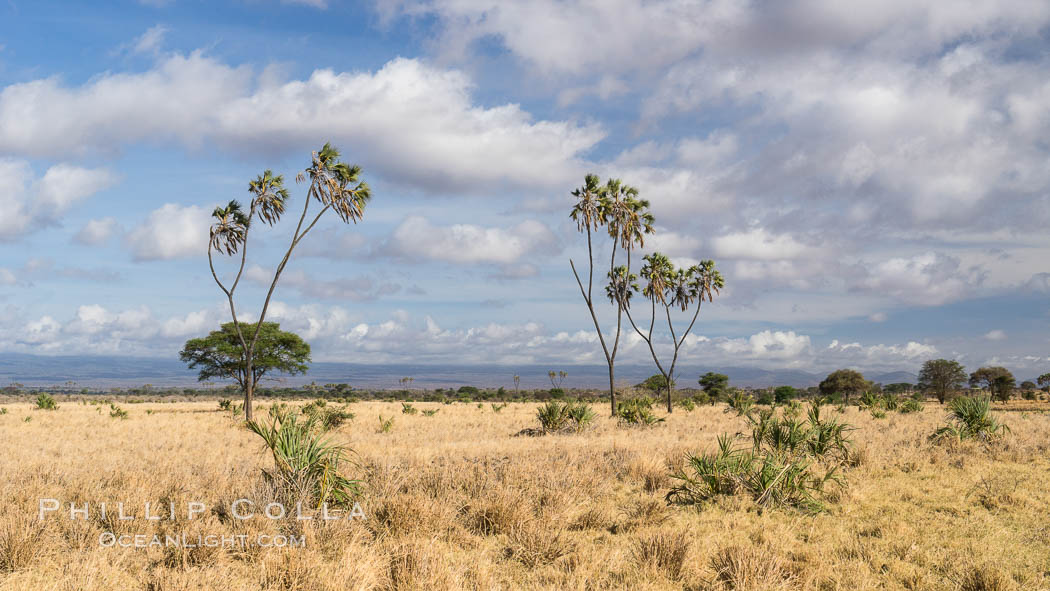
[0,396,1048,591]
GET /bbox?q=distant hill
[0,352,921,390]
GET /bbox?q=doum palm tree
[208,143,371,421]
[569,174,654,416]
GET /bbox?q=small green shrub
[617,397,664,427]
[246,411,360,506]
[401,402,418,415]
[377,415,394,434]
[109,404,128,420]
[537,400,595,433]
[691,392,711,406]
[668,401,854,513]
[898,398,923,414]
[35,394,58,411]
[491,402,508,413]
[0,408,7,415]
[422,409,439,417]
[218,399,232,411]
[932,396,1009,443]
[678,399,696,412]
[725,391,754,416]
[870,408,887,419]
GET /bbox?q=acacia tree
[918,359,967,404]
[969,366,1015,402]
[698,372,729,401]
[179,322,310,391]
[207,143,370,421]
[818,369,870,403]
[569,175,654,416]
[621,253,724,413]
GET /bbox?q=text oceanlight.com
[99,532,307,548]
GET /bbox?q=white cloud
[984,330,1007,341]
[718,330,812,360]
[0,54,603,193]
[385,216,560,264]
[125,203,210,261]
[850,252,985,306]
[131,25,169,55]
[0,159,115,241]
[74,217,120,246]
[710,228,816,261]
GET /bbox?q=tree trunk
[666,382,673,413]
[244,360,254,421]
[608,365,616,417]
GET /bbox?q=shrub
[401,402,418,415]
[668,400,853,513]
[678,399,696,412]
[870,408,887,419]
[246,410,360,507]
[0,408,7,415]
[725,391,754,416]
[109,404,128,420]
[616,397,664,427]
[35,394,57,411]
[377,416,394,433]
[932,396,1009,443]
[691,392,711,406]
[898,398,923,414]
[491,402,508,413]
[882,394,900,411]
[536,400,595,433]
[858,391,882,410]
[301,401,354,430]
[422,409,439,417]
[218,399,232,411]
[755,391,775,406]
[457,386,480,396]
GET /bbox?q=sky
[0,0,1048,378]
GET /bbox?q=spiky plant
[536,401,571,432]
[401,402,418,415]
[932,396,1009,442]
[246,411,360,507]
[35,394,57,410]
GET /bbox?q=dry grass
[0,398,1048,589]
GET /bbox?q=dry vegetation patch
[0,398,1047,589]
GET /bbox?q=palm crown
[209,200,249,256]
[638,253,723,309]
[298,142,371,224]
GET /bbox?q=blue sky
[0,0,1048,378]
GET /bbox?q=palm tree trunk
[244,360,254,421]
[608,365,616,417]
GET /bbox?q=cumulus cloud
[849,252,985,306]
[0,160,116,241]
[984,330,1007,341]
[244,266,401,301]
[383,216,560,264]
[74,217,121,246]
[0,54,603,193]
[125,203,211,261]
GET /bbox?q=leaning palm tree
[208,144,371,421]
[624,253,724,412]
[569,175,654,416]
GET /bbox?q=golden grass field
[0,397,1048,590]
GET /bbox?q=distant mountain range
[0,352,925,390]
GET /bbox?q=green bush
[932,396,1009,443]
[401,402,418,415]
[616,397,664,427]
[247,410,360,506]
[491,402,508,413]
[377,415,394,433]
[35,393,58,411]
[667,400,854,513]
[724,391,754,416]
[678,399,696,412]
[898,398,923,414]
[109,403,128,419]
[422,409,439,417]
[536,400,595,433]
[218,399,232,411]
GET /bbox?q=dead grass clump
[568,505,613,531]
[503,522,575,568]
[0,514,45,572]
[460,492,530,536]
[632,530,691,581]
[956,564,1015,591]
[708,545,794,591]
[386,540,454,590]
